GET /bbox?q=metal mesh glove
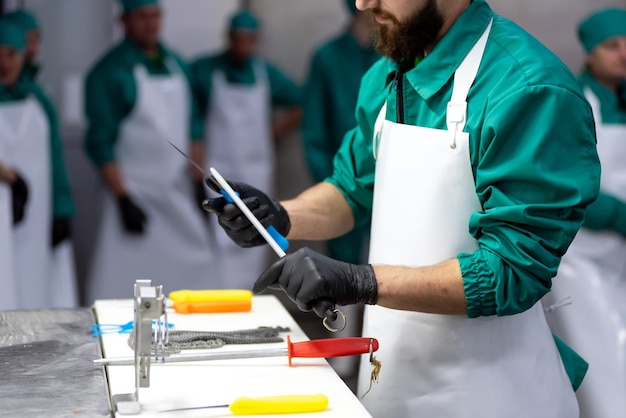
[116,195,147,234]
[202,178,290,248]
[10,173,28,225]
[253,247,378,318]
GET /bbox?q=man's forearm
[0,162,16,183]
[100,162,127,197]
[189,141,205,182]
[281,182,354,241]
[272,106,302,139]
[374,259,468,315]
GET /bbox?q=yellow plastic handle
[168,289,252,303]
[229,394,328,415]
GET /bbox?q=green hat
[3,10,39,32]
[344,0,358,15]
[229,10,260,32]
[578,8,626,53]
[119,0,160,14]
[0,19,25,52]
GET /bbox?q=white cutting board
[94,296,373,417]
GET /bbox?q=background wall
[7,0,626,300]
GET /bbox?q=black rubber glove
[253,247,378,318]
[10,173,28,225]
[193,179,208,216]
[117,195,147,234]
[202,178,290,248]
[51,218,71,247]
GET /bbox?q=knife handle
[229,394,328,415]
[172,300,252,314]
[168,289,252,303]
[287,336,379,366]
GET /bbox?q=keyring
[322,308,346,332]
[369,338,374,363]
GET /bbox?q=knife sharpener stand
[112,279,169,415]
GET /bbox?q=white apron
[88,61,214,302]
[204,62,272,289]
[0,97,53,310]
[358,21,578,417]
[544,89,626,418]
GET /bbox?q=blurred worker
[205,0,600,416]
[191,10,301,289]
[84,0,213,301]
[3,9,41,81]
[0,19,76,310]
[302,0,379,264]
[543,8,626,418]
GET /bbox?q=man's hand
[202,178,290,248]
[253,247,378,318]
[10,173,28,225]
[117,195,147,234]
[51,218,71,247]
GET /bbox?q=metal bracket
[113,280,168,415]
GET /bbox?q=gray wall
[10,0,626,302]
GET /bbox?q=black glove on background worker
[10,173,28,225]
[51,218,71,247]
[202,178,378,317]
[193,179,208,217]
[202,179,291,247]
[117,195,147,234]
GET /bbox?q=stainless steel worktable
[0,309,111,417]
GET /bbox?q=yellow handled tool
[168,289,252,303]
[160,394,329,415]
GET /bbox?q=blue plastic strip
[220,189,239,203]
[267,225,289,251]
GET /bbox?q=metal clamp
[111,280,168,416]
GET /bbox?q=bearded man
[203,1,600,416]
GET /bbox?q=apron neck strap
[446,18,493,141]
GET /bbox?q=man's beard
[371,0,444,63]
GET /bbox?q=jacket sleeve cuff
[458,251,498,318]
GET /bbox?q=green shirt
[84,38,197,168]
[302,32,379,182]
[328,0,600,319]
[0,81,75,219]
[20,62,40,82]
[577,70,626,235]
[190,52,301,140]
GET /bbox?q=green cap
[0,19,25,52]
[344,0,358,15]
[119,0,159,14]
[3,9,39,32]
[578,8,626,53]
[229,10,260,32]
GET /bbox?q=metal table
[0,308,111,418]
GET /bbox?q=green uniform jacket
[578,70,626,235]
[20,62,40,83]
[302,32,379,183]
[329,0,599,318]
[84,38,198,167]
[328,0,599,390]
[0,82,75,219]
[190,52,301,140]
